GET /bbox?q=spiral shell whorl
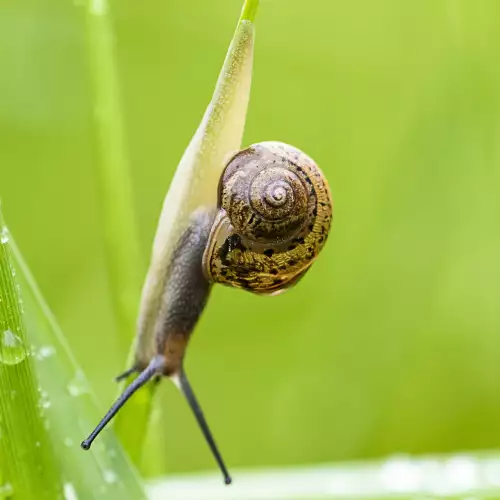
[220,143,312,242]
[204,141,332,294]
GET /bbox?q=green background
[1,0,500,478]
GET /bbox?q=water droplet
[67,370,90,397]
[35,441,41,448]
[0,329,26,365]
[39,389,51,409]
[0,482,13,497]
[103,469,117,484]
[63,482,79,500]
[63,437,74,447]
[0,227,9,244]
[36,345,56,360]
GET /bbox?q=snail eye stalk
[174,370,232,485]
[81,358,161,450]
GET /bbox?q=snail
[81,142,332,485]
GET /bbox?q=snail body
[204,142,332,294]
[81,141,333,486]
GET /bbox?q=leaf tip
[240,0,259,23]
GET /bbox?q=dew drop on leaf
[39,389,51,409]
[103,469,117,484]
[0,227,9,244]
[0,329,26,365]
[63,482,79,500]
[67,370,90,397]
[36,345,56,360]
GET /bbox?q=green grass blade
[114,0,258,467]
[146,452,500,499]
[0,208,62,499]
[85,0,143,347]
[7,231,147,498]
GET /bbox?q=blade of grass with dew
[145,452,500,500]
[0,208,62,499]
[114,0,259,464]
[7,232,147,499]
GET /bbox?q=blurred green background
[2,0,500,480]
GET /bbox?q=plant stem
[84,0,149,469]
[85,0,143,349]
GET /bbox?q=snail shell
[202,141,333,295]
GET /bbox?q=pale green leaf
[114,0,259,464]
